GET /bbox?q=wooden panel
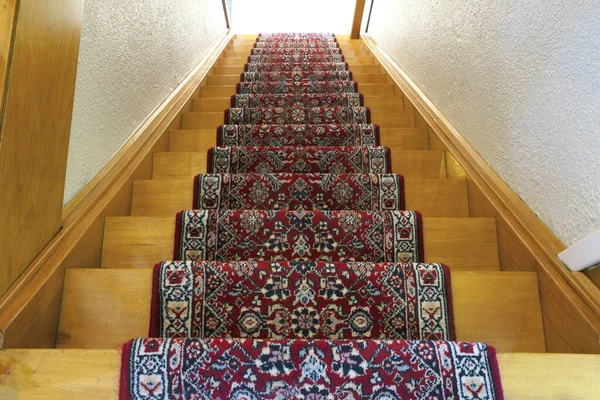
[371,110,414,128]
[1,350,599,399]
[364,96,402,110]
[587,266,600,287]
[351,0,367,39]
[452,271,545,352]
[0,30,233,349]
[363,33,600,353]
[131,178,467,218]
[193,98,231,112]
[201,85,236,98]
[379,128,429,150]
[405,179,469,217]
[0,0,16,120]
[56,269,152,348]
[153,150,445,180]
[169,130,216,152]
[0,0,84,296]
[358,83,395,96]
[390,150,445,179]
[57,269,538,350]
[182,112,223,130]
[423,217,500,270]
[101,216,499,270]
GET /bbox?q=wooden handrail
[351,0,367,39]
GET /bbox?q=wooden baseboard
[361,33,600,354]
[0,29,234,349]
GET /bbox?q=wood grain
[0,0,16,123]
[100,216,499,270]
[361,33,600,353]
[0,30,234,349]
[351,0,367,39]
[130,178,468,218]
[56,268,541,350]
[152,150,445,180]
[0,0,84,297]
[2,349,597,398]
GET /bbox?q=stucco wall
[64,0,226,204]
[368,0,600,246]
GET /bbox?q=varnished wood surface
[0,30,234,349]
[1,349,597,399]
[361,33,600,353]
[351,0,367,39]
[56,269,540,351]
[130,178,468,218]
[100,216,499,270]
[0,0,84,297]
[0,0,16,123]
[152,150,445,180]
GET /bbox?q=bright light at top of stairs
[230,0,354,34]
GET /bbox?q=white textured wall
[368,0,600,246]
[231,0,354,34]
[65,0,226,204]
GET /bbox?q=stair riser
[207,73,389,86]
[219,57,376,67]
[200,84,396,98]
[212,65,382,75]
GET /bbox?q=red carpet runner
[120,32,504,399]
[194,173,404,211]
[150,261,454,340]
[121,338,502,399]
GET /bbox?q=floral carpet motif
[207,146,390,174]
[150,261,454,340]
[194,173,404,211]
[237,80,357,94]
[254,40,339,49]
[217,124,377,146]
[225,107,370,125]
[122,338,503,400]
[257,33,336,39]
[251,47,342,56]
[231,93,363,109]
[174,209,423,263]
[249,54,344,63]
[245,62,348,72]
[241,70,352,82]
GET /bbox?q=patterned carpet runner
[122,338,503,400]
[217,124,377,146]
[150,261,454,340]
[174,210,423,263]
[121,32,504,399]
[207,146,390,173]
[194,173,404,211]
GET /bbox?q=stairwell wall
[64,0,227,205]
[367,0,600,248]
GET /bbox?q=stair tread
[152,150,445,179]
[212,64,382,75]
[56,268,543,352]
[169,128,429,152]
[220,57,377,67]
[208,73,387,86]
[1,349,595,398]
[130,178,469,218]
[100,216,500,270]
[200,83,396,98]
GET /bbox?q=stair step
[191,95,403,112]
[3,349,596,398]
[207,73,388,86]
[152,150,445,179]
[168,127,429,152]
[56,268,543,351]
[223,49,373,58]
[180,109,412,130]
[100,216,500,270]
[199,83,396,98]
[130,178,468,218]
[229,41,366,50]
[219,57,376,67]
[212,64,382,75]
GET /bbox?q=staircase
[0,34,598,398]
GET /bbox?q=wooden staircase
[1,34,598,398]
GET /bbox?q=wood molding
[0,29,233,348]
[221,0,231,30]
[362,33,600,353]
[350,0,366,39]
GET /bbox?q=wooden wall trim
[0,29,233,348]
[362,33,600,353]
[350,0,366,39]
[221,0,231,29]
